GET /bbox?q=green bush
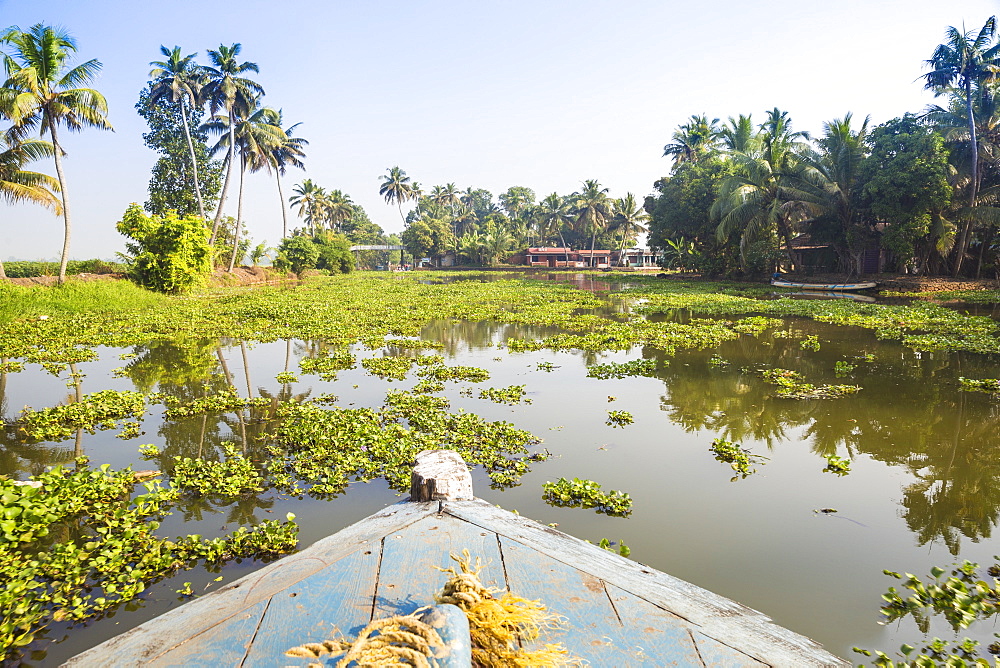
[3,259,126,278]
[274,236,321,275]
[274,234,354,275]
[116,204,213,293]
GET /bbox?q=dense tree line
[648,17,1000,278]
[379,168,648,267]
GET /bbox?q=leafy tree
[200,43,263,244]
[313,232,354,274]
[859,115,952,273]
[136,85,222,218]
[148,46,208,218]
[647,157,739,276]
[0,23,113,284]
[499,186,535,220]
[923,16,1000,275]
[273,235,319,275]
[401,217,452,264]
[116,203,212,293]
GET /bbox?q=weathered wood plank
[147,600,266,668]
[501,537,703,666]
[445,499,848,668]
[65,501,437,667]
[410,449,474,501]
[374,514,505,618]
[692,631,768,668]
[241,545,380,667]
[604,582,714,666]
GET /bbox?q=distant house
[521,247,659,269]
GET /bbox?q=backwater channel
[5,275,1000,664]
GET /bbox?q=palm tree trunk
[955,80,980,277]
[276,171,288,238]
[49,123,72,285]
[589,224,597,267]
[179,99,206,219]
[211,116,237,245]
[0,260,6,280]
[228,154,245,272]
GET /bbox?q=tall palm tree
[0,24,112,284]
[713,109,810,271]
[255,109,306,239]
[536,192,573,247]
[795,113,871,274]
[379,166,415,223]
[574,179,612,265]
[0,134,60,278]
[719,114,759,154]
[200,43,263,245]
[924,16,1000,275]
[663,114,720,169]
[611,193,650,265]
[204,102,285,270]
[323,189,354,232]
[289,179,325,234]
[149,46,206,219]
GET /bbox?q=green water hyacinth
[586,359,657,379]
[542,477,632,517]
[0,460,297,657]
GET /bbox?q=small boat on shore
[771,278,877,292]
[66,450,848,667]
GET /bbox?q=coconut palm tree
[719,114,759,154]
[379,166,415,223]
[924,16,1000,275]
[536,192,573,247]
[574,180,612,265]
[200,43,263,245]
[663,114,720,169]
[204,102,285,269]
[0,24,112,284]
[324,189,354,232]
[149,46,207,219]
[610,193,650,265]
[713,109,811,271]
[289,179,325,234]
[0,134,60,278]
[255,109,306,239]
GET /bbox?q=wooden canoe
[65,451,849,667]
[771,279,877,291]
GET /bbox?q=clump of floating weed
[753,367,861,400]
[417,364,490,382]
[361,355,415,380]
[586,359,656,379]
[542,477,632,516]
[605,410,634,427]
[435,550,574,667]
[479,385,531,405]
[14,389,147,442]
[710,438,767,480]
[958,377,1000,394]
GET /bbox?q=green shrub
[116,203,213,293]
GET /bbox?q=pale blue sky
[1,0,996,260]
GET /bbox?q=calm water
[4,284,1000,664]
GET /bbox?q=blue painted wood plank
[242,545,380,667]
[148,599,267,667]
[374,515,505,618]
[692,631,768,668]
[605,582,707,666]
[500,536,661,665]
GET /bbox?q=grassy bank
[0,279,169,322]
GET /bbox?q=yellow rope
[435,549,577,667]
[285,613,443,667]
[286,549,578,667]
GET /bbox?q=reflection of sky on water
[5,306,1000,662]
